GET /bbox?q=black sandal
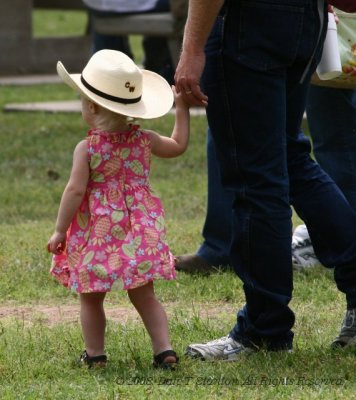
[153,350,179,370]
[78,350,107,368]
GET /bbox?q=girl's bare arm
[48,139,89,253]
[149,86,190,158]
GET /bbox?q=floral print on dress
[50,125,176,292]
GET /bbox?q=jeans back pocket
[229,0,305,71]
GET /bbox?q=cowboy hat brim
[57,61,174,119]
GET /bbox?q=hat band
[81,75,141,104]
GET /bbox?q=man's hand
[175,48,208,107]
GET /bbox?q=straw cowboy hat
[57,49,174,119]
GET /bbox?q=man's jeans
[307,85,356,210]
[202,0,356,350]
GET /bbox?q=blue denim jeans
[202,0,356,350]
[307,85,356,210]
[197,127,233,266]
[199,88,356,266]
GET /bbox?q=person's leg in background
[87,10,134,58]
[176,127,233,273]
[142,0,175,84]
[292,86,356,268]
[288,84,356,348]
[308,85,356,209]
[86,0,175,83]
[92,30,133,58]
[142,37,174,84]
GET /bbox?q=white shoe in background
[292,224,319,268]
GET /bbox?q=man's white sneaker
[185,335,252,361]
[292,224,319,268]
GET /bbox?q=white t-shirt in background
[83,0,159,13]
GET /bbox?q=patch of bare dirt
[0,304,137,327]
[0,302,236,327]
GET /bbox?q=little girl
[47,50,190,369]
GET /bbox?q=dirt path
[0,302,236,327]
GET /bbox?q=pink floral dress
[50,125,176,292]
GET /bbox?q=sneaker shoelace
[205,336,231,345]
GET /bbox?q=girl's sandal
[78,350,107,368]
[153,350,179,370]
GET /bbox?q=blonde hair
[82,96,133,131]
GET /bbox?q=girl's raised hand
[172,85,190,110]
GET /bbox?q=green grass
[0,9,354,400]
[32,8,144,64]
[32,9,88,38]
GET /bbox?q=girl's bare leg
[80,292,107,356]
[128,282,175,361]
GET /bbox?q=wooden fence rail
[0,0,89,75]
[0,1,185,76]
